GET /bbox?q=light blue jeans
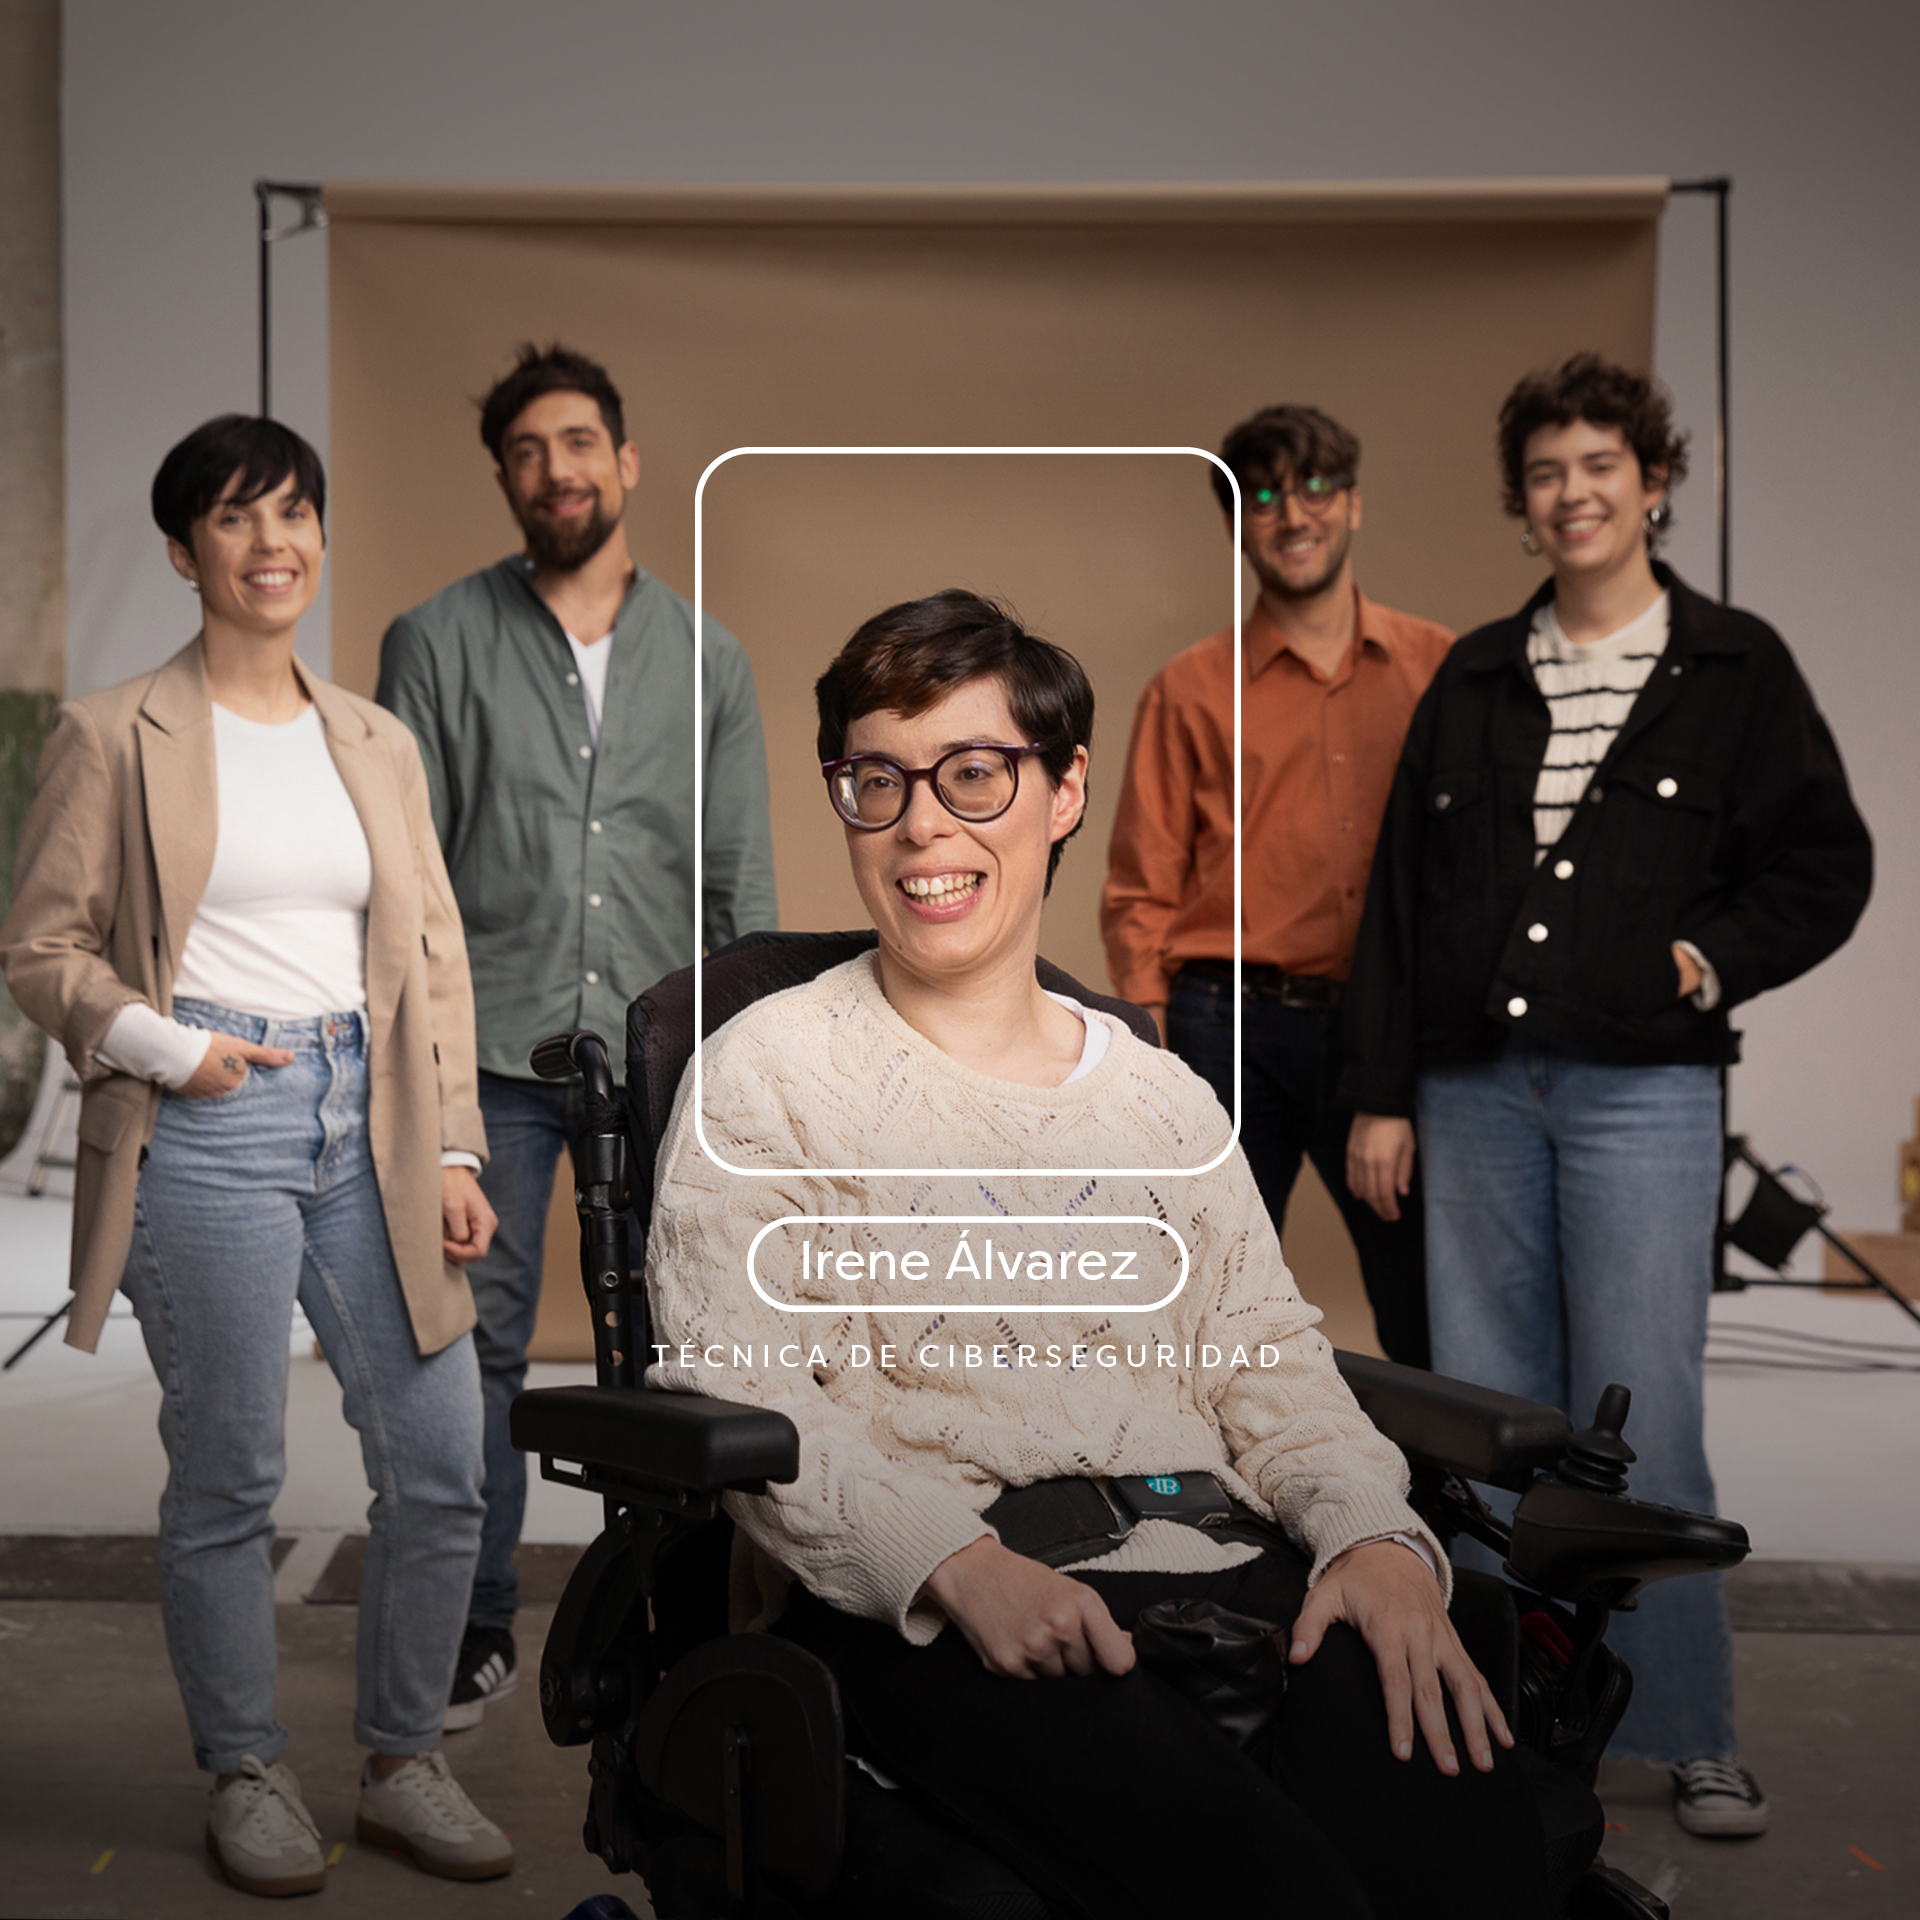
[1418,1047,1735,1762]
[120,999,485,1773]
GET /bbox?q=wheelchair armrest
[1507,1480,1750,1609]
[1335,1351,1572,1491]
[511,1384,800,1495]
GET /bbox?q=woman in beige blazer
[1,417,515,1894]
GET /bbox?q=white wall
[63,0,1920,1239]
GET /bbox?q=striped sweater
[1526,591,1670,857]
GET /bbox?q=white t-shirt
[1043,989,1111,1084]
[565,630,613,746]
[95,702,372,1087]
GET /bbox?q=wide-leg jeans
[119,998,485,1773]
[1418,1046,1735,1761]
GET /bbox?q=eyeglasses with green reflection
[1246,474,1350,516]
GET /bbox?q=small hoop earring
[186,579,201,593]
[1519,524,1540,555]
[1643,503,1672,538]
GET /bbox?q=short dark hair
[1497,353,1689,519]
[1211,404,1360,514]
[149,415,327,550]
[478,343,627,464]
[814,589,1095,891]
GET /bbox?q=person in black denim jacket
[1341,355,1870,1837]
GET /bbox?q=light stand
[1715,1133,1920,1332]
[3,1299,68,1370]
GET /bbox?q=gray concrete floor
[1596,1634,1918,1914]
[2,1597,1915,1917]
[0,1603,629,1919]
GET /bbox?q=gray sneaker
[356,1750,514,1880]
[206,1754,327,1897]
[1672,1755,1770,1836]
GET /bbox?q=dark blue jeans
[1167,967,1429,1368]
[465,1070,586,1632]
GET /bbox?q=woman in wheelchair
[642,590,1552,1917]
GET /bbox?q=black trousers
[1167,967,1430,1369]
[779,1540,1549,1920]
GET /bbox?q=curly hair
[1496,353,1689,519]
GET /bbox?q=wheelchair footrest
[632,1634,845,1904]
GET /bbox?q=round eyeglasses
[1247,475,1350,516]
[822,744,1045,830]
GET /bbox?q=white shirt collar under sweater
[821,951,1138,1145]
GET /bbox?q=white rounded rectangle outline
[745,1213,1191,1315]
[693,445,1243,1181]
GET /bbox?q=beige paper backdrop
[327,179,1664,1355]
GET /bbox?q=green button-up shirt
[376,556,778,1081]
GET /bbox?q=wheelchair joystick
[1550,1384,1637,1495]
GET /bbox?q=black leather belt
[984,1472,1247,1570]
[1178,959,1343,1010]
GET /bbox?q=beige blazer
[0,639,487,1354]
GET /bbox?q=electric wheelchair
[510,931,1750,1919]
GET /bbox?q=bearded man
[1101,404,1447,1367]
[376,343,777,1726]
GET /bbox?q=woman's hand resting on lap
[1289,1539,1512,1776]
[923,1535,1136,1679]
[179,1032,294,1098]
[440,1167,498,1265]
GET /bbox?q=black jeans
[779,1539,1548,1920]
[1167,967,1429,1368]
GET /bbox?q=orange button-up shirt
[1101,590,1452,1005]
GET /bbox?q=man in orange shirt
[1102,405,1450,1365]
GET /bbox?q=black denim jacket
[1340,567,1873,1116]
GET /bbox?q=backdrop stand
[255,180,325,419]
[1668,177,1730,604]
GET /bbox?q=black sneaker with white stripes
[1671,1755,1769,1836]
[445,1625,517,1732]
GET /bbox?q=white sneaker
[356,1749,514,1880]
[206,1754,327,1897]
[1672,1755,1770,1836]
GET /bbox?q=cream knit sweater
[647,954,1443,1643]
